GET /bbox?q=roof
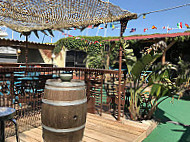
[0,38,55,50]
[0,0,137,33]
[108,32,190,41]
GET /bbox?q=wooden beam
[0,39,55,50]
[140,39,164,43]
[162,40,176,65]
[165,40,177,52]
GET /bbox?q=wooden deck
[6,113,157,142]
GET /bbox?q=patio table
[0,107,19,142]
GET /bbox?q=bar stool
[0,107,19,142]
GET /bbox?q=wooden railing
[0,65,127,137]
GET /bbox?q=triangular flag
[112,24,115,29]
[162,26,166,29]
[152,25,157,29]
[185,23,190,29]
[168,28,172,31]
[130,28,136,33]
[87,25,92,29]
[93,24,100,28]
[110,23,113,28]
[177,22,182,29]
[144,28,148,32]
[68,35,73,37]
[112,24,115,30]
[105,23,107,28]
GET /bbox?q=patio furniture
[0,107,19,142]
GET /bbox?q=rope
[138,3,190,18]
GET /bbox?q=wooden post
[118,41,122,121]
[122,72,127,117]
[10,73,14,108]
[118,19,128,121]
[25,35,28,64]
[162,40,176,65]
[100,73,103,116]
[162,50,166,65]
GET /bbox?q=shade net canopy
[0,0,137,33]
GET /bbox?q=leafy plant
[84,49,107,69]
[123,40,187,120]
[175,58,190,98]
[54,33,190,69]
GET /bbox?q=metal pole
[25,35,28,64]
[100,73,103,116]
[118,38,122,121]
[0,121,5,142]
[118,19,128,121]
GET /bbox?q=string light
[143,14,146,19]
[17,48,21,55]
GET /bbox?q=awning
[0,0,137,33]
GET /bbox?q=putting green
[143,96,190,142]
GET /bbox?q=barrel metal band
[45,86,85,91]
[42,98,87,106]
[42,123,85,133]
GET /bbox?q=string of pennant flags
[102,22,188,32]
[117,22,189,33]
[65,22,189,33]
[140,22,190,33]
[60,22,190,46]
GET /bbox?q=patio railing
[0,64,127,137]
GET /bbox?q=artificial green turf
[143,96,190,142]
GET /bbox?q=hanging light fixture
[17,48,21,54]
[51,53,55,59]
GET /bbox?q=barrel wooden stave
[44,88,86,101]
[42,79,87,142]
[42,103,87,129]
[43,128,84,142]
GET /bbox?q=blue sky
[2,0,190,43]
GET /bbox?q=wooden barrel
[42,79,87,142]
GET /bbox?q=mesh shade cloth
[0,0,137,33]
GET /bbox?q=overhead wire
[138,3,190,18]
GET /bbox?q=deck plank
[85,122,137,141]
[82,135,101,142]
[86,114,145,135]
[17,133,39,142]
[6,113,156,142]
[22,129,42,142]
[84,128,127,142]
